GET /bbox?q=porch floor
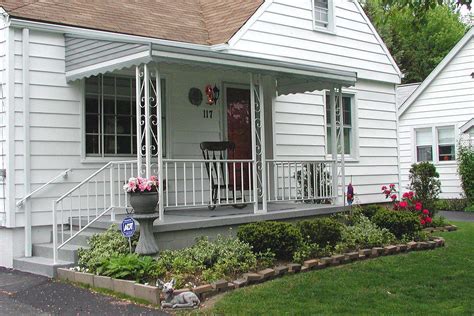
[87,202,348,233]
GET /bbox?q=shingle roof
[0,0,264,45]
[396,83,420,108]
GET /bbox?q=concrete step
[51,230,96,247]
[13,256,74,278]
[33,242,86,263]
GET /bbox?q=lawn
[211,221,474,315]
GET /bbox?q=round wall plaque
[188,88,203,106]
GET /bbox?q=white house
[398,28,474,199]
[0,0,401,273]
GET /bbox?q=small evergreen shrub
[237,221,303,260]
[98,253,158,283]
[337,215,396,251]
[372,209,422,239]
[458,142,474,205]
[409,162,441,212]
[292,243,332,264]
[78,224,137,273]
[296,218,343,248]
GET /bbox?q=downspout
[22,28,31,256]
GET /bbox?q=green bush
[372,209,422,239]
[354,204,388,220]
[237,221,303,260]
[433,198,468,212]
[409,162,441,212]
[97,253,158,283]
[296,218,343,248]
[337,215,396,251]
[431,216,448,228]
[156,235,257,286]
[292,243,332,264]
[458,142,474,205]
[78,224,137,273]
[465,204,474,212]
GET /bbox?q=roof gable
[0,0,263,45]
[461,118,474,133]
[398,27,474,117]
[396,83,420,108]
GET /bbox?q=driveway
[0,267,168,315]
[439,211,474,222]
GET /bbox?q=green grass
[212,222,474,315]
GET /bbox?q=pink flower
[399,201,408,208]
[389,184,395,188]
[408,191,414,197]
[422,209,429,215]
[402,192,409,198]
[391,194,397,200]
[415,202,422,211]
[420,219,426,225]
[384,190,391,196]
[381,186,387,191]
[425,217,432,223]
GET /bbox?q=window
[85,75,166,157]
[326,95,352,155]
[312,0,333,31]
[415,128,433,162]
[437,127,455,161]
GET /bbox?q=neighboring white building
[0,0,401,272]
[398,28,474,198]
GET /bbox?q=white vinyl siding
[399,36,474,198]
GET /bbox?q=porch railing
[52,160,136,263]
[266,160,336,203]
[163,159,255,208]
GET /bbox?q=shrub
[337,215,396,251]
[292,243,332,264]
[372,209,422,239]
[78,224,137,273]
[465,204,474,212]
[237,221,303,260]
[97,253,158,283]
[431,216,448,228]
[409,162,441,212]
[433,198,468,212]
[458,142,474,205]
[156,235,256,286]
[296,218,343,248]
[353,204,387,220]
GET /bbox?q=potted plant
[124,176,159,214]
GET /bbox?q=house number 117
[203,110,213,119]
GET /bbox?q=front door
[226,87,252,189]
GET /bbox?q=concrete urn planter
[129,191,160,255]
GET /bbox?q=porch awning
[65,36,357,94]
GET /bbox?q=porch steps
[13,256,74,278]
[33,242,85,263]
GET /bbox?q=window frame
[411,124,457,165]
[324,91,359,161]
[414,127,433,163]
[312,0,336,34]
[80,74,170,163]
[436,126,456,162]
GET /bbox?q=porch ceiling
[65,37,357,94]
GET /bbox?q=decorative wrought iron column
[250,74,267,213]
[135,64,164,220]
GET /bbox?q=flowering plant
[381,184,432,226]
[123,176,158,193]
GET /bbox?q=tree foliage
[458,142,474,205]
[363,0,469,83]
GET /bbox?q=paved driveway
[0,267,167,315]
[439,211,474,222]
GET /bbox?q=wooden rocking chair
[200,141,247,210]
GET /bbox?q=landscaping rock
[288,263,302,273]
[407,241,418,250]
[331,255,345,266]
[397,244,408,252]
[93,275,113,290]
[384,245,397,255]
[320,257,332,265]
[301,266,309,273]
[303,259,319,269]
[418,241,429,249]
[243,272,263,283]
[427,241,437,249]
[258,268,275,280]
[359,249,371,257]
[232,279,247,288]
[227,283,235,290]
[358,254,367,260]
[345,252,359,261]
[57,268,75,282]
[75,272,94,287]
[446,225,457,231]
[371,247,384,257]
[316,261,328,269]
[112,279,135,297]
[193,284,213,295]
[212,280,228,291]
[274,265,289,276]
[134,283,159,305]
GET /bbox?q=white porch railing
[266,160,336,203]
[163,159,255,208]
[52,160,136,263]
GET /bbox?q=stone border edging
[423,224,458,233]
[56,234,450,307]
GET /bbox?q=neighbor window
[415,128,433,162]
[326,95,352,155]
[437,126,455,161]
[85,75,166,157]
[313,0,333,30]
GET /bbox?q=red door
[226,87,252,189]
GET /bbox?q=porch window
[85,75,166,157]
[437,126,455,161]
[415,128,433,162]
[312,0,334,31]
[326,95,352,155]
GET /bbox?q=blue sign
[121,217,136,238]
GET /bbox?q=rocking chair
[200,141,247,210]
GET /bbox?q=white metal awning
[65,36,357,95]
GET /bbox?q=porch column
[337,86,346,206]
[250,74,267,213]
[329,87,338,204]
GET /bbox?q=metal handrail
[17,168,71,207]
